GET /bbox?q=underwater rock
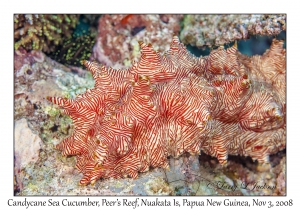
[180,14,286,48]
[92,14,183,69]
[14,118,42,168]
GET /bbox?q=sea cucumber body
[48,37,286,185]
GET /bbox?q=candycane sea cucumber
[47,36,286,185]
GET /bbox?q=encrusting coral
[47,36,286,185]
[180,14,286,48]
[14,14,79,53]
[92,14,183,69]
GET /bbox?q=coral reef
[92,14,183,69]
[14,48,100,195]
[14,14,286,196]
[14,118,43,192]
[174,151,287,196]
[14,49,94,141]
[48,34,96,67]
[14,14,79,53]
[14,118,42,168]
[47,15,100,67]
[180,14,286,48]
[47,36,286,186]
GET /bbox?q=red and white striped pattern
[47,36,286,185]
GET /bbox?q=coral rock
[180,14,286,47]
[48,36,286,185]
[14,14,79,53]
[92,14,184,69]
[14,118,42,168]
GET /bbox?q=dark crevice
[50,124,58,132]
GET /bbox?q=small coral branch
[14,14,79,53]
